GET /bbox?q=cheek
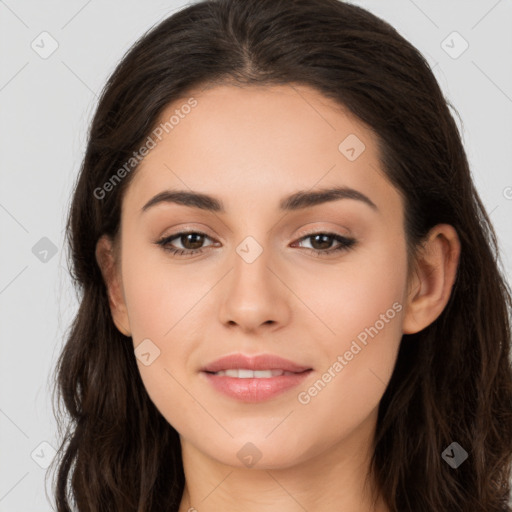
[292,256,406,451]
[301,236,407,403]
[120,252,204,429]
[307,235,407,347]
[121,245,208,340]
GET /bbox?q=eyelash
[155,230,357,258]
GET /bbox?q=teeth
[212,369,294,378]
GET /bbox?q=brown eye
[292,232,356,256]
[155,231,216,256]
[156,230,356,258]
[178,232,206,250]
[308,233,336,250]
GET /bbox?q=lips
[211,369,295,378]
[200,353,313,402]
[201,353,311,374]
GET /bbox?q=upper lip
[201,353,312,373]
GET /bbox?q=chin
[200,432,315,470]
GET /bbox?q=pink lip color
[200,353,313,402]
[202,370,312,402]
[202,353,311,373]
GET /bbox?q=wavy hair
[49,0,512,510]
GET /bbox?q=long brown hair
[49,0,512,510]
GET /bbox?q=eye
[291,232,356,256]
[155,230,357,258]
[155,231,217,257]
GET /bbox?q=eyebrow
[140,186,378,214]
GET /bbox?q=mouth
[206,369,298,378]
[200,353,313,402]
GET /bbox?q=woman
[50,0,512,510]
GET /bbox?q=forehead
[123,83,400,220]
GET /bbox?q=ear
[95,235,132,337]
[402,224,461,334]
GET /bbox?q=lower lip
[201,370,312,402]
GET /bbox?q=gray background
[1,0,511,510]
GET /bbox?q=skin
[96,83,460,512]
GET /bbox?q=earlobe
[95,235,132,337]
[402,224,461,335]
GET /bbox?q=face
[103,83,411,469]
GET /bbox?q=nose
[218,243,292,334]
